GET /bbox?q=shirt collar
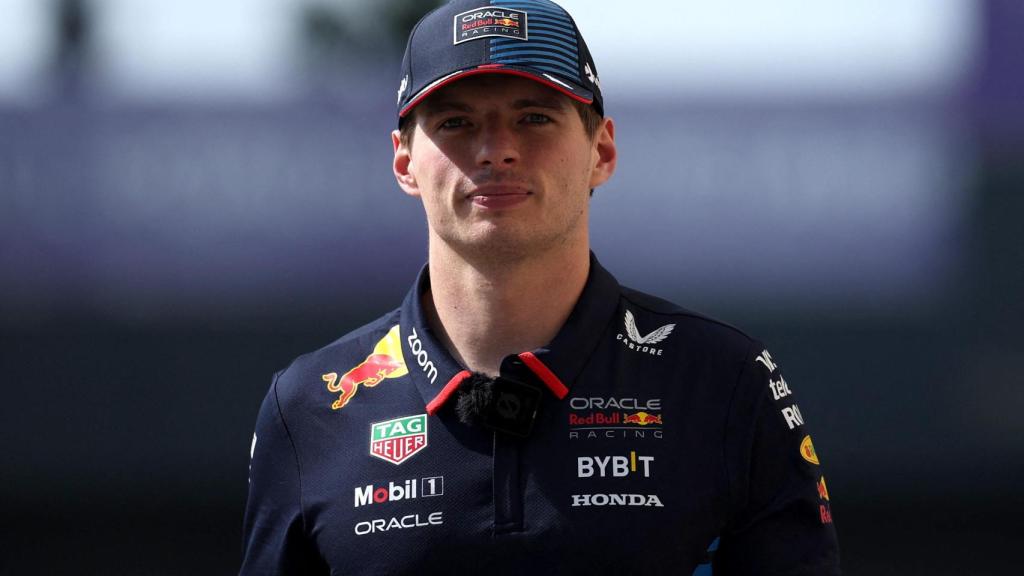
[399,252,621,415]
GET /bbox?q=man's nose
[475,123,519,167]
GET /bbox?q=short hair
[398,98,602,149]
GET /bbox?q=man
[241,0,840,574]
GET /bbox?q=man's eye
[524,113,551,124]
[439,117,467,129]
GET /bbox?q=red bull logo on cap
[454,6,527,44]
[323,325,409,410]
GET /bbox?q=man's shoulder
[273,308,404,397]
[617,285,759,359]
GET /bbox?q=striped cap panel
[488,0,582,83]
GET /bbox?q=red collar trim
[426,370,472,416]
[517,352,569,399]
[424,353,568,415]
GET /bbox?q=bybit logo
[577,451,654,478]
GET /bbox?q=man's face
[392,74,616,262]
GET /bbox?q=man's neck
[423,239,590,376]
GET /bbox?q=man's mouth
[466,185,532,209]
[466,184,531,198]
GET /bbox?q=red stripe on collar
[425,353,567,415]
[426,370,472,416]
[518,352,569,399]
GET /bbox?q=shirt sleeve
[240,373,327,575]
[715,342,841,575]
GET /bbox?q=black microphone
[454,372,542,437]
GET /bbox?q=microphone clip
[455,373,542,437]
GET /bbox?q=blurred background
[1,0,1021,573]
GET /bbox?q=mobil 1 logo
[354,476,444,508]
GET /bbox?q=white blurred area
[0,0,53,102]
[0,0,978,103]
[91,0,298,102]
[562,0,978,100]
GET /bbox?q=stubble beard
[430,196,589,268]
[426,156,595,267]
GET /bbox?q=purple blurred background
[2,1,1022,574]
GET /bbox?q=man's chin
[446,229,546,262]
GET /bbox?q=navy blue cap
[396,0,603,123]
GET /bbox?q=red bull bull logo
[817,476,830,501]
[622,411,663,426]
[323,325,408,410]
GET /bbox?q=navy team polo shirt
[241,254,840,575]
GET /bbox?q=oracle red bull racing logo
[453,6,527,44]
[322,325,408,410]
[568,397,664,440]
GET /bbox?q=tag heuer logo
[370,414,428,465]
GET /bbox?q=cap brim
[399,65,594,119]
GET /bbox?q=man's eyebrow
[512,98,568,111]
[419,96,568,115]
[420,101,473,115]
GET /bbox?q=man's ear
[392,130,420,197]
[588,117,617,189]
